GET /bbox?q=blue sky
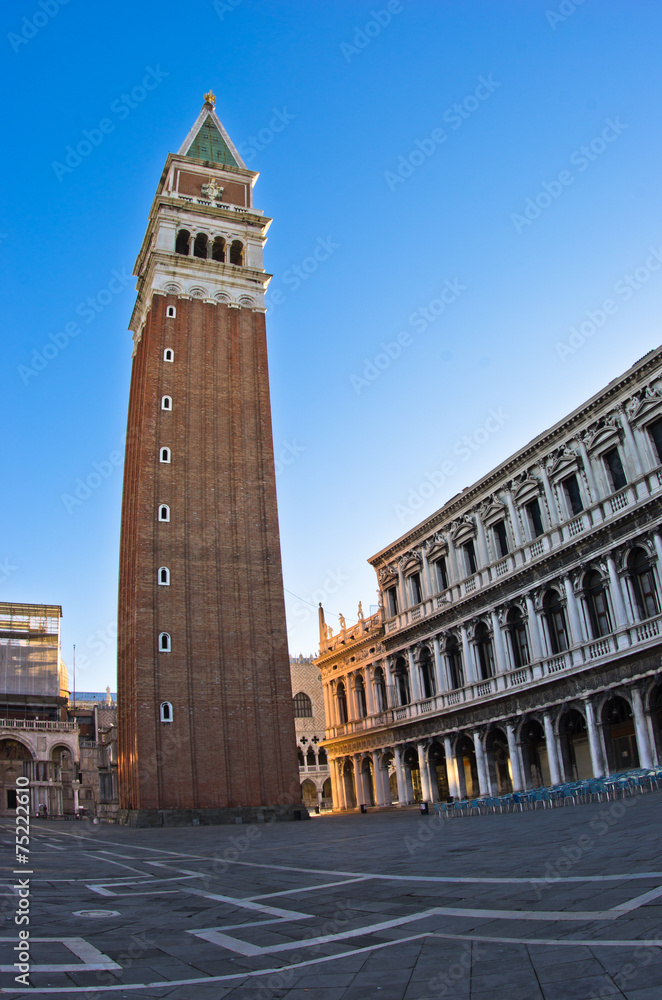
[1,1,662,688]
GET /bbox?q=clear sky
[1,0,662,689]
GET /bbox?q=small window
[158,567,170,586]
[493,520,509,558]
[525,498,544,539]
[175,230,190,255]
[166,306,176,319]
[193,232,208,259]
[293,692,313,718]
[386,585,398,618]
[408,572,422,606]
[464,539,477,575]
[158,632,171,652]
[161,396,172,411]
[160,447,171,464]
[603,447,627,491]
[230,240,244,266]
[562,474,584,516]
[164,349,174,362]
[433,556,448,592]
[212,236,226,262]
[158,504,170,522]
[160,701,173,723]
[647,417,662,464]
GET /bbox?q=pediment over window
[399,550,422,572]
[628,384,662,426]
[547,446,581,481]
[378,565,398,584]
[513,476,540,505]
[480,498,508,527]
[450,515,476,545]
[583,423,622,454]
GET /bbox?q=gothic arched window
[293,692,313,718]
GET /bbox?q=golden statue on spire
[204,90,216,107]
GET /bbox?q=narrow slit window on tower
[166,306,176,318]
[160,447,171,464]
[193,232,208,259]
[158,632,171,652]
[158,504,170,522]
[161,396,172,411]
[230,240,244,266]
[164,349,174,362]
[175,229,190,255]
[160,701,173,723]
[212,236,226,262]
[158,567,170,586]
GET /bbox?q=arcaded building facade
[290,655,332,810]
[321,348,662,807]
[117,95,300,822]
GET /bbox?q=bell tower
[117,94,303,825]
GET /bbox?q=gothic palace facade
[319,347,662,808]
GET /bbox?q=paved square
[1,793,662,999]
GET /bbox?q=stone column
[393,746,408,805]
[490,611,508,673]
[432,637,446,693]
[620,407,643,478]
[578,437,599,503]
[631,687,654,769]
[397,565,407,612]
[72,780,80,816]
[446,537,459,585]
[443,737,460,799]
[504,490,523,548]
[525,595,543,660]
[407,649,422,702]
[506,723,524,791]
[461,626,475,683]
[472,732,489,796]
[475,513,489,568]
[563,576,586,645]
[329,758,342,809]
[653,533,662,574]
[323,683,333,730]
[542,714,562,786]
[417,742,431,802]
[364,668,376,716]
[421,549,433,598]
[583,699,605,777]
[607,556,630,628]
[371,751,387,806]
[353,754,365,807]
[539,463,559,527]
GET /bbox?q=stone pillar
[446,537,459,585]
[490,611,508,673]
[506,723,524,792]
[443,737,460,799]
[432,637,446,693]
[475,513,489,567]
[583,699,605,777]
[394,746,408,805]
[653,533,662,575]
[404,761,415,803]
[563,576,585,645]
[371,751,387,806]
[525,595,543,660]
[421,549,433,598]
[504,490,523,548]
[417,742,431,802]
[364,668,375,716]
[323,683,333,730]
[578,437,599,503]
[539,463,560,526]
[472,732,489,796]
[353,754,365,807]
[631,687,654,769]
[542,714,562,786]
[620,407,643,479]
[397,565,407,612]
[329,758,342,809]
[407,649,422,702]
[607,556,630,628]
[72,780,80,816]
[461,626,475,683]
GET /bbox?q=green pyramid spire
[186,115,239,167]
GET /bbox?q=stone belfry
[117,93,303,824]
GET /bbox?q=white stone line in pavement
[610,884,662,911]
[83,853,152,876]
[180,886,310,920]
[246,875,373,900]
[89,885,180,897]
[431,931,662,948]
[0,936,120,973]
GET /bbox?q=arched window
[297,749,305,767]
[446,636,464,689]
[160,701,173,723]
[293,692,312,717]
[354,675,367,718]
[543,590,568,654]
[230,240,244,265]
[158,567,170,586]
[161,396,172,411]
[160,447,171,463]
[193,232,208,259]
[175,230,190,255]
[336,682,348,724]
[164,349,174,362]
[474,622,494,680]
[158,632,171,652]
[584,570,612,638]
[318,747,328,766]
[166,306,176,319]
[306,747,316,767]
[373,666,387,712]
[212,236,226,262]
[158,504,170,522]
[507,608,530,668]
[418,649,435,698]
[630,548,660,619]
[394,657,410,706]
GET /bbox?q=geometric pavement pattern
[1,791,662,999]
